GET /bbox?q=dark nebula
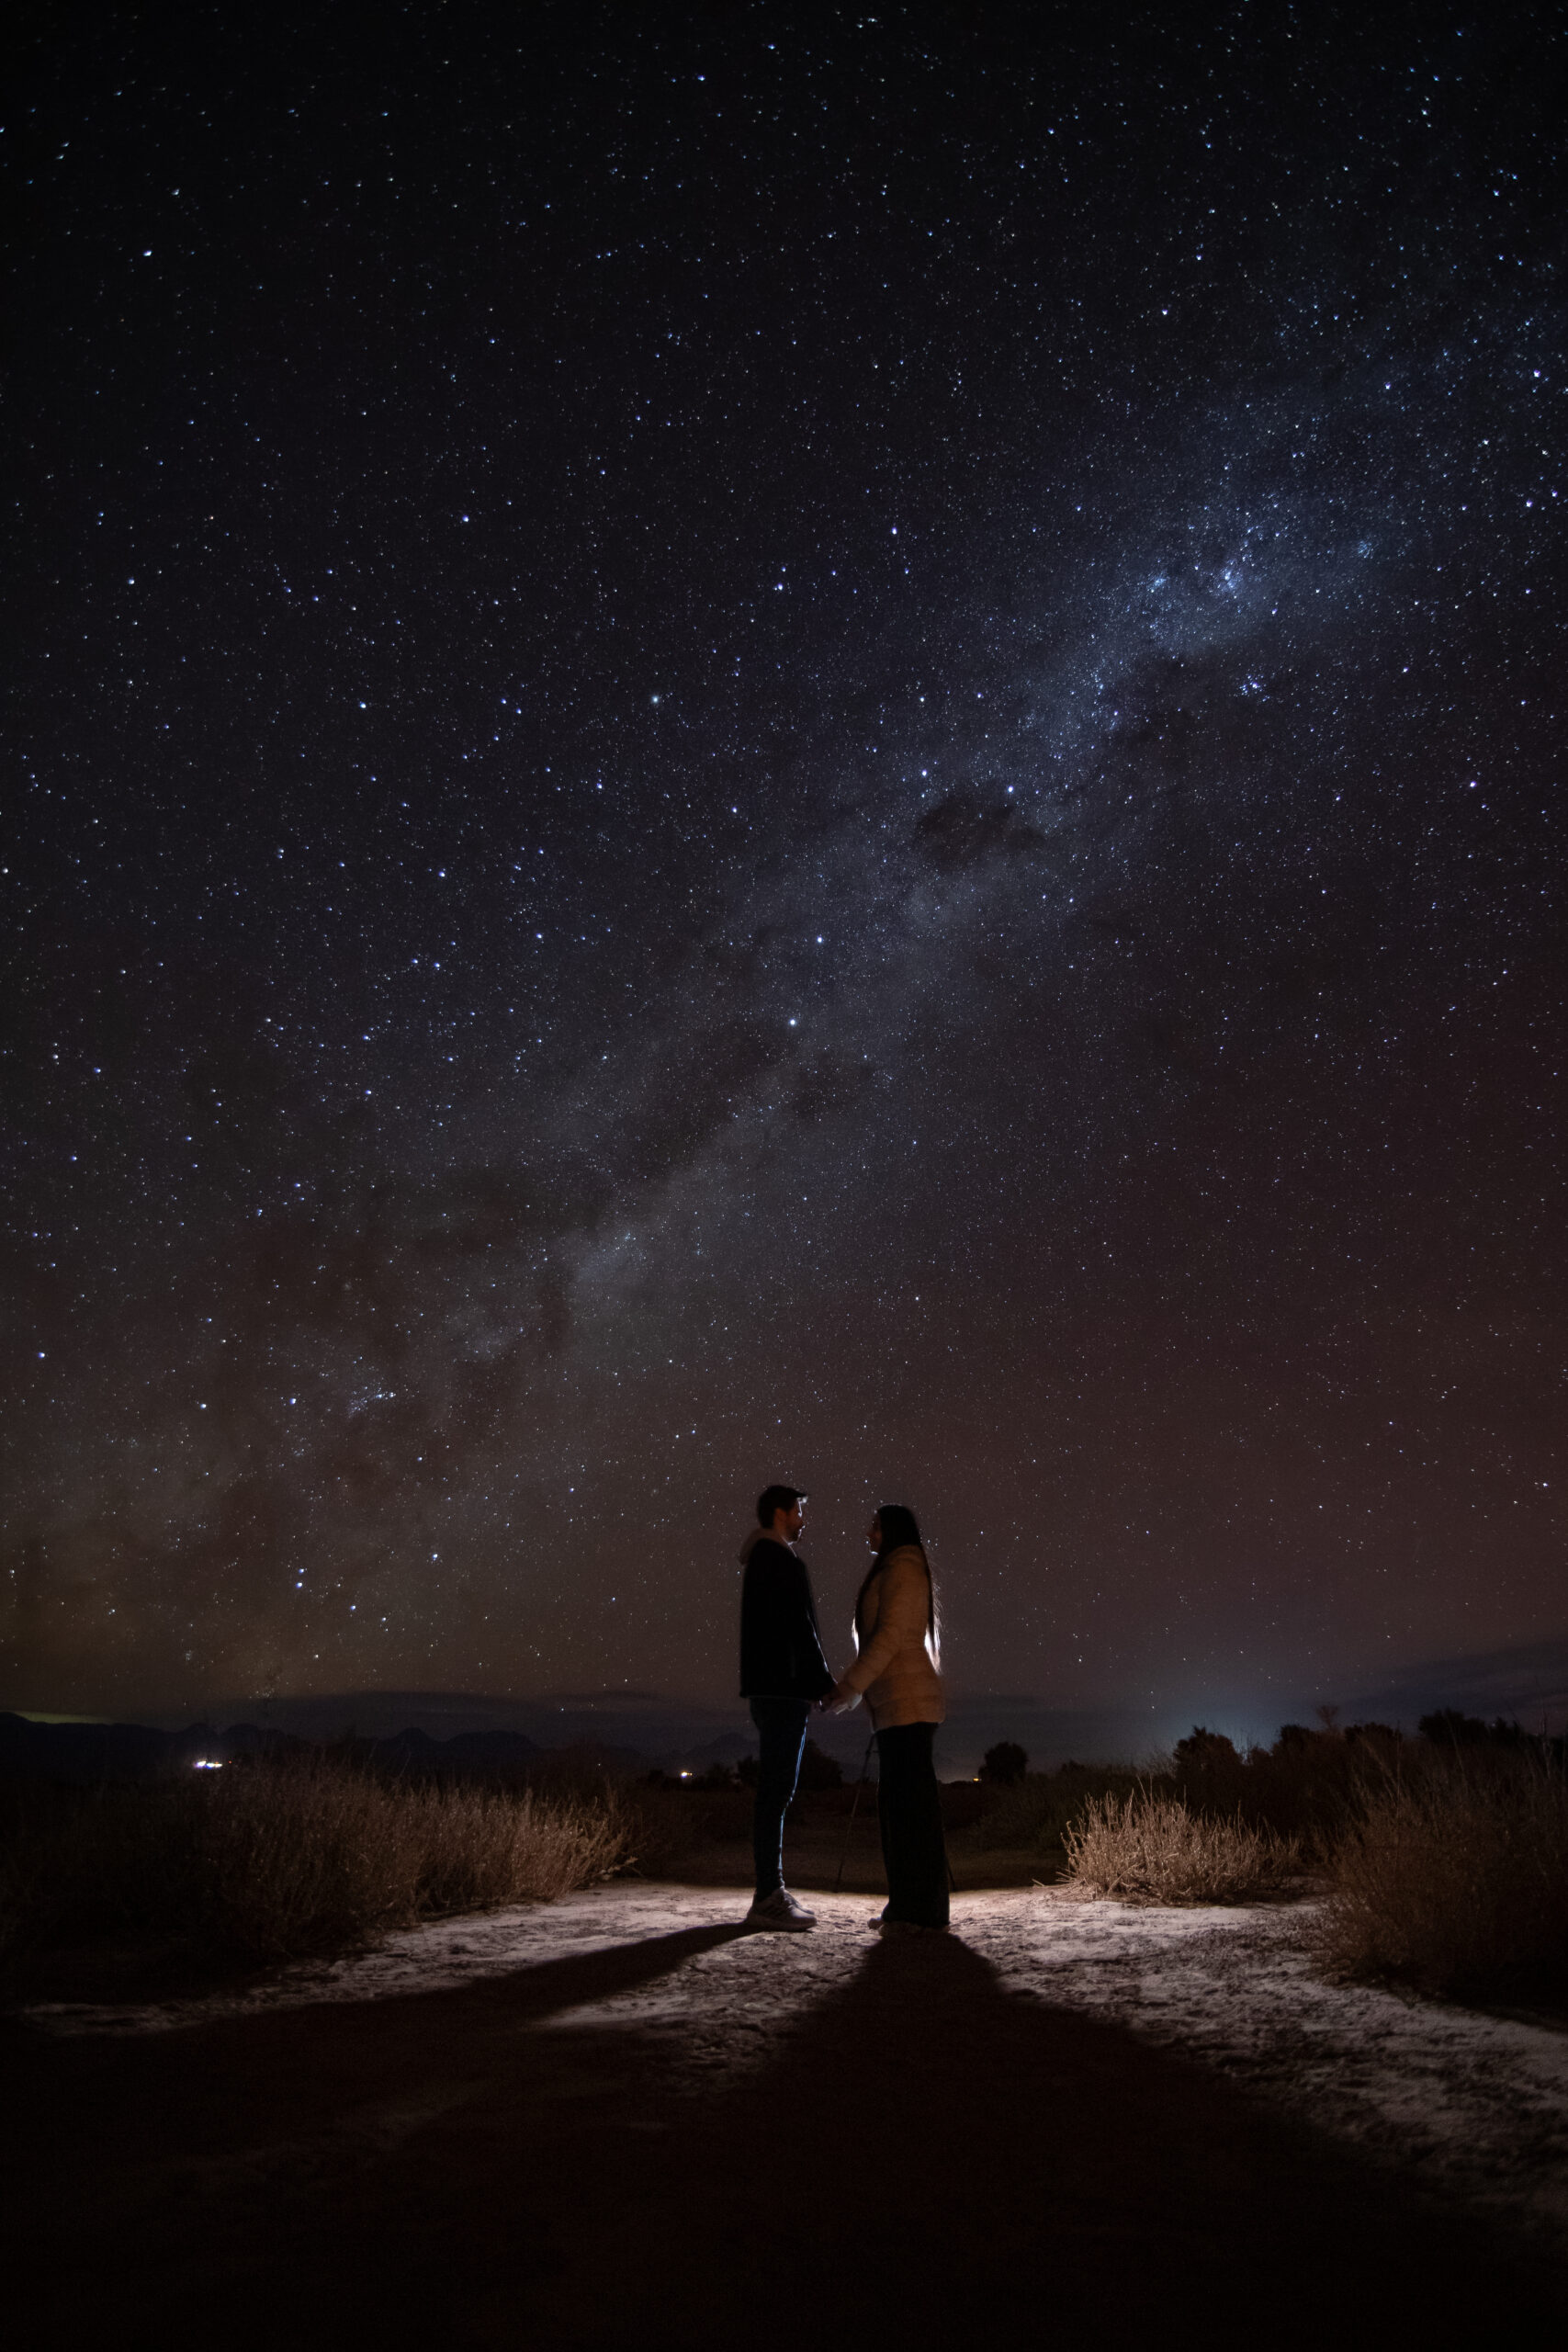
[5,4,1564,1728]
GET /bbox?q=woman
[827,1503,950,1930]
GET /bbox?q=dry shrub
[414,1782,625,1911]
[1317,1758,1568,2003]
[0,1756,628,1964]
[203,1761,628,1955]
[1062,1788,1301,1904]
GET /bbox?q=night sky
[6,3,1565,1732]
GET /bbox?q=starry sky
[5,1,1565,1731]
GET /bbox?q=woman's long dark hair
[855,1502,939,1658]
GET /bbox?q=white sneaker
[745,1887,817,1931]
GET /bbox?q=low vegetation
[7,1708,1562,2008]
[970,1761,1145,1855]
[617,1736,849,1873]
[1062,1789,1302,1904]
[966,1724,1390,1867]
[977,1740,1028,1787]
[617,1780,751,1874]
[1317,1753,1568,2005]
[0,1753,628,1966]
[966,1713,1568,1970]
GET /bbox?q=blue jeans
[749,1697,810,1899]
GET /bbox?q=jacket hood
[738,1525,786,1566]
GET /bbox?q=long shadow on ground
[7,1923,1565,2349]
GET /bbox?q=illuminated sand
[23,1884,1568,2253]
[8,1891,1567,2344]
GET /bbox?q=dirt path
[8,1884,1568,2348]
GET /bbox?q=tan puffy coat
[839,1544,945,1729]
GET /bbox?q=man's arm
[790,1553,834,1696]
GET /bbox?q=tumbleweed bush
[1062,1787,1302,1904]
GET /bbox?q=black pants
[876,1722,949,1927]
[750,1696,809,1899]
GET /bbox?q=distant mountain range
[6,1636,1564,1783]
[0,1713,536,1785]
[0,1708,768,1787]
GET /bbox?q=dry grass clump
[1317,1758,1568,2004]
[205,1761,627,1955]
[1062,1788,1302,1904]
[0,1755,628,1964]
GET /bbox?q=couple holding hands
[738,1482,949,1933]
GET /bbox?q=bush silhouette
[1173,1726,1241,1772]
[1417,1708,1529,1750]
[796,1738,843,1792]
[980,1741,1029,1786]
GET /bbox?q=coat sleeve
[840,1552,929,1695]
[794,1564,834,1693]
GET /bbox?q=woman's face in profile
[866,1515,882,1552]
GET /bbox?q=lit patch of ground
[23,1883,1568,2247]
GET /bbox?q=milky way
[6,5,1564,1725]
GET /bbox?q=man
[738,1482,834,1929]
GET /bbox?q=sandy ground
[25,1883,1568,2235]
[9,1882,1568,2347]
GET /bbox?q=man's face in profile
[779,1498,805,1544]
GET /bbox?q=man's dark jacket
[739,1529,835,1700]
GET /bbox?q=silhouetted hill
[0,1712,544,1784]
[0,1713,248,1782]
[11,1633,1562,1787]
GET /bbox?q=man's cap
[757,1482,807,1523]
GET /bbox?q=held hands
[819,1679,860,1716]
